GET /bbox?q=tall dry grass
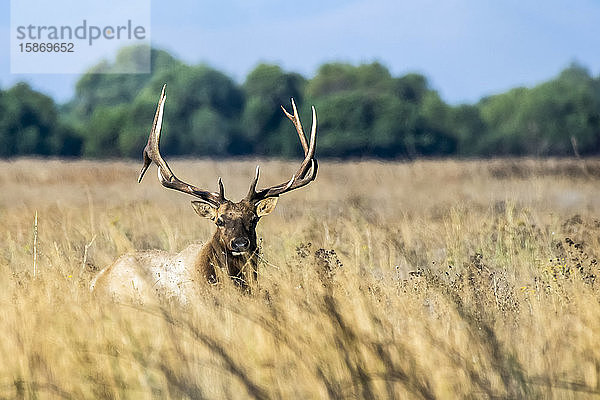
[0,157,600,399]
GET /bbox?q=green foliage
[0,83,82,157]
[306,62,392,98]
[68,47,180,118]
[448,104,486,156]
[1,49,599,159]
[478,63,600,156]
[83,106,128,157]
[241,64,306,156]
[142,63,244,156]
[393,73,429,103]
[308,63,457,158]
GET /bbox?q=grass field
[1,157,600,399]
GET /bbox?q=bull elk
[91,85,318,303]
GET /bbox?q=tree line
[1,46,599,159]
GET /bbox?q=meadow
[0,157,599,399]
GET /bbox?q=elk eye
[251,215,258,224]
[216,217,225,226]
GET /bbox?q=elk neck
[195,229,258,287]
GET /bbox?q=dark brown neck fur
[195,231,258,288]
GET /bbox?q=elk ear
[255,197,278,217]
[191,201,217,221]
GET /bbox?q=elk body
[91,85,318,303]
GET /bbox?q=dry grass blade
[0,158,599,398]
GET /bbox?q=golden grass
[1,157,600,399]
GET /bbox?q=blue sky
[1,0,600,104]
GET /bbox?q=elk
[91,85,318,303]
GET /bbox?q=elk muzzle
[230,237,251,255]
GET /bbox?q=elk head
[137,85,318,280]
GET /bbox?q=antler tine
[217,177,225,201]
[293,105,317,179]
[138,85,225,207]
[247,99,318,202]
[246,165,260,199]
[138,84,167,183]
[280,98,309,154]
[307,106,317,159]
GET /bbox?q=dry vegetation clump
[0,157,600,399]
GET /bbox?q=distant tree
[116,97,156,158]
[392,73,429,103]
[83,106,128,157]
[0,83,81,157]
[47,122,82,157]
[477,63,600,155]
[522,64,600,154]
[447,104,486,156]
[67,47,181,118]
[314,91,427,158]
[127,64,244,157]
[477,88,528,154]
[307,63,458,157]
[414,91,458,155]
[306,62,392,98]
[4,47,598,160]
[241,64,306,156]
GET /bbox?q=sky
[1,0,600,104]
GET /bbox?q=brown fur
[91,198,274,303]
[92,89,315,304]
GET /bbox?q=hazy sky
[1,0,600,104]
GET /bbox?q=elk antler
[138,85,226,207]
[246,98,318,202]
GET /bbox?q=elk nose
[231,237,250,252]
